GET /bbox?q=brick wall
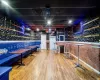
[57,41,100,71]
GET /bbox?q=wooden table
[10,49,30,66]
[28,46,36,49]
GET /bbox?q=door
[59,35,65,53]
[50,36,56,50]
[41,34,46,49]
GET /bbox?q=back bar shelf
[74,17,100,42]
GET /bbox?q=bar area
[0,0,99,80]
[57,41,100,72]
[56,17,100,74]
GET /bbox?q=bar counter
[56,41,100,74]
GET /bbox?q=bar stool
[75,44,84,68]
[64,43,71,58]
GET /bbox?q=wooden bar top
[28,46,36,49]
[56,42,66,46]
[10,49,30,54]
[56,41,100,45]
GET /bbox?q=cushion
[0,54,12,60]
[0,54,20,65]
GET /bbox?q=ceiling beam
[40,6,96,9]
[25,19,74,21]
[1,6,95,9]
[19,15,80,16]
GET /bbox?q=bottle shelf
[12,24,22,29]
[83,17,99,26]
[74,34,99,38]
[84,25,99,31]
[0,26,23,34]
[83,34,99,38]
[0,26,31,40]
[74,17,100,42]
[0,17,31,40]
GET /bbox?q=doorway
[59,35,65,53]
[49,36,56,50]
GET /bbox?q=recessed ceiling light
[68,20,73,24]
[36,28,39,31]
[26,28,31,31]
[49,28,51,33]
[47,20,52,25]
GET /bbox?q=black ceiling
[0,0,98,26]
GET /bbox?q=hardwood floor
[10,50,99,80]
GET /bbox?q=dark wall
[56,27,73,41]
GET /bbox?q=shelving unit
[84,26,99,31]
[74,17,100,42]
[0,17,31,40]
[65,27,73,41]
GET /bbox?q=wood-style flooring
[10,50,100,80]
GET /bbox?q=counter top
[56,41,100,45]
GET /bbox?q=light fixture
[68,20,73,24]
[1,0,9,7]
[49,28,51,33]
[36,28,39,31]
[26,28,31,31]
[47,20,52,25]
